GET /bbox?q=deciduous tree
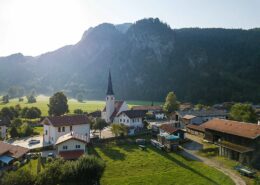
[48,92,69,116]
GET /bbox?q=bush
[19,123,33,137]
[1,169,35,185]
[46,157,53,163]
[13,161,21,169]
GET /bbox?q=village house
[131,105,166,120]
[159,123,185,140]
[0,141,29,170]
[203,119,260,169]
[55,132,88,160]
[42,115,90,145]
[175,109,228,127]
[0,118,8,139]
[157,123,185,151]
[115,110,147,135]
[186,124,205,137]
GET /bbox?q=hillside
[0,18,260,104]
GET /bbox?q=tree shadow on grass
[149,146,221,185]
[98,146,126,161]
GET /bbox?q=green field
[0,95,162,116]
[93,141,234,185]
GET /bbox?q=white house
[42,115,90,145]
[115,110,147,135]
[101,71,128,123]
[132,105,166,120]
[0,118,8,139]
[55,132,87,160]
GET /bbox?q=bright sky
[0,0,259,57]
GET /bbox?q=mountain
[0,18,260,104]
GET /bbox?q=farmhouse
[55,132,88,160]
[0,117,8,139]
[203,119,260,169]
[115,110,147,135]
[131,105,165,119]
[175,109,228,126]
[42,115,90,145]
[0,141,29,169]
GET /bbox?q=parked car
[47,152,55,158]
[28,139,40,145]
[234,165,256,178]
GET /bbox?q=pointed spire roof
[106,70,114,95]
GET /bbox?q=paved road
[181,134,246,185]
[7,135,51,149]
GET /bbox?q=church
[101,71,146,134]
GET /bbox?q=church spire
[106,70,114,95]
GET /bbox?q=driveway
[7,135,51,150]
[180,134,246,185]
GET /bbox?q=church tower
[105,70,115,122]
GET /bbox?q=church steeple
[106,70,114,95]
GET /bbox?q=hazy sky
[0,0,259,57]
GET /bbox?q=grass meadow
[0,95,162,116]
[92,139,235,185]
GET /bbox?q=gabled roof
[131,105,162,111]
[159,123,181,134]
[183,115,197,120]
[186,124,205,132]
[118,110,147,119]
[177,109,228,117]
[43,115,89,127]
[202,119,260,139]
[0,141,29,159]
[103,100,125,120]
[55,132,88,145]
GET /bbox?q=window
[120,119,122,122]
[63,145,68,150]
[107,97,108,100]
[123,119,125,122]
[58,127,61,132]
[76,145,81,149]
[62,127,65,132]
[70,126,72,131]
[45,130,48,135]
[127,119,129,123]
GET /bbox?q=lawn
[92,140,235,185]
[0,95,162,116]
[20,159,44,175]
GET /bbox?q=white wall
[44,123,90,145]
[155,113,165,120]
[116,113,143,128]
[57,139,86,153]
[0,125,7,139]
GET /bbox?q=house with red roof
[55,132,88,160]
[42,115,90,145]
[203,118,260,169]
